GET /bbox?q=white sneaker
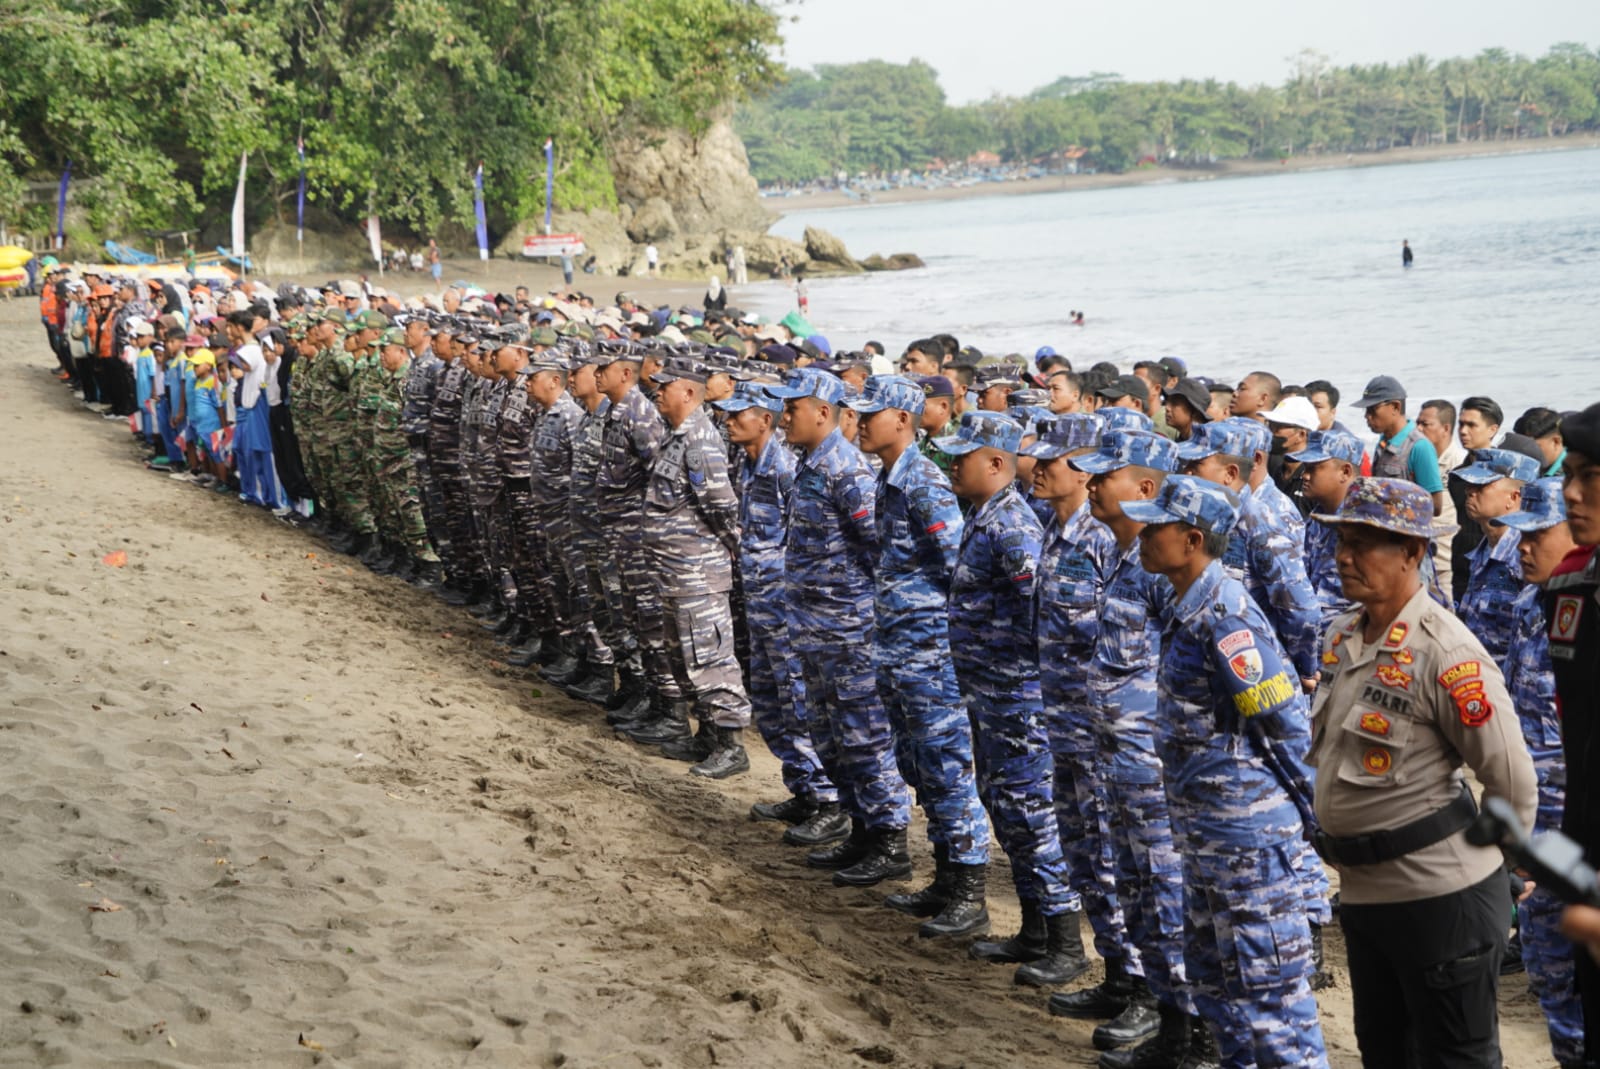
[168,471,194,482]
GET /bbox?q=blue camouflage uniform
[849,377,991,865]
[1180,417,1332,929]
[1288,430,1366,635]
[937,412,1075,915]
[1126,476,1328,1068]
[1492,477,1583,1066]
[1025,413,1134,964]
[1074,429,1191,1010]
[767,370,910,832]
[715,384,833,801]
[1456,448,1543,670]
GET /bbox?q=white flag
[231,152,248,259]
[366,214,382,267]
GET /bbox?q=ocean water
[749,148,1600,420]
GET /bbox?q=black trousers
[1339,869,1511,1069]
[267,405,314,502]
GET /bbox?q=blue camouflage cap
[1177,417,1261,462]
[649,355,710,385]
[1097,407,1154,434]
[1122,474,1241,534]
[933,411,1025,456]
[764,366,851,406]
[1311,476,1459,538]
[1071,429,1181,475]
[1493,477,1566,532]
[1453,447,1542,485]
[1289,429,1365,467]
[1023,413,1101,459]
[845,373,927,416]
[714,380,784,415]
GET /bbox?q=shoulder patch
[1218,629,1254,657]
[1438,661,1481,689]
[1228,648,1265,684]
[1451,680,1493,727]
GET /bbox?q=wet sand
[0,297,1556,1066]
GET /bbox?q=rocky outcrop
[611,119,773,240]
[861,252,926,272]
[802,226,861,274]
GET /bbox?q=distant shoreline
[769,135,1600,216]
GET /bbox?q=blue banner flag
[296,139,306,243]
[474,162,489,261]
[56,161,71,248]
[543,138,554,232]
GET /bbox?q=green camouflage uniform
[372,331,439,562]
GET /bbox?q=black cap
[1499,431,1547,468]
[1098,374,1147,401]
[917,374,955,399]
[1162,378,1213,423]
[1350,375,1406,409]
[1564,402,1600,462]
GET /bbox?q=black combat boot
[1014,908,1092,987]
[969,899,1047,963]
[806,818,869,869]
[658,718,714,763]
[603,664,650,725]
[533,630,566,666]
[369,541,402,576]
[505,628,545,668]
[833,827,913,887]
[884,843,951,917]
[327,522,355,554]
[565,661,615,705]
[783,802,851,847]
[412,559,445,590]
[1050,955,1142,1020]
[1090,981,1161,1051]
[624,695,690,745]
[489,608,521,637]
[918,862,989,939]
[349,531,378,561]
[689,726,749,780]
[440,574,475,606]
[467,590,500,618]
[540,643,584,684]
[750,795,818,825]
[604,661,643,713]
[1098,1003,1191,1069]
[498,617,533,650]
[1176,1016,1220,1069]
[540,640,585,681]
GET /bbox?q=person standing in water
[1402,240,1414,269]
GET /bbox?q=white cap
[1265,395,1319,431]
[128,317,155,336]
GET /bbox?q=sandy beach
[771,135,1600,215]
[0,296,1558,1067]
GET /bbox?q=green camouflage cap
[371,327,405,348]
[322,306,348,325]
[529,326,560,347]
[357,309,391,331]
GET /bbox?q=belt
[1313,786,1478,867]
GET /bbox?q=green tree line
[0,0,780,240]
[736,44,1600,182]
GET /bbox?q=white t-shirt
[236,343,267,409]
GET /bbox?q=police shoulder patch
[1451,679,1493,727]
[1437,661,1481,689]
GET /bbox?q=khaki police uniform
[1311,582,1537,1068]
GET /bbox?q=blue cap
[1494,477,1567,532]
[933,411,1025,456]
[1023,413,1101,459]
[1035,345,1059,359]
[714,380,784,415]
[1289,429,1365,467]
[764,367,850,406]
[1312,476,1458,538]
[805,334,832,357]
[974,364,1024,392]
[845,374,926,416]
[1454,447,1542,485]
[1098,407,1153,434]
[649,356,710,385]
[1122,474,1241,534]
[1222,416,1272,457]
[1176,418,1261,462]
[1071,429,1181,475]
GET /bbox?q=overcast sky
[773,0,1599,103]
